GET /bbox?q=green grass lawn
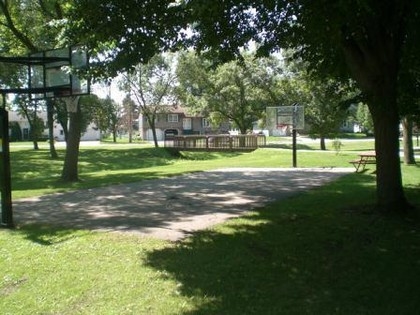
[1,140,420,314]
[10,139,375,199]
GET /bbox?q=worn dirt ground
[13,168,352,241]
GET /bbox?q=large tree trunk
[402,116,416,164]
[61,98,82,182]
[370,101,408,212]
[238,126,247,147]
[342,24,410,212]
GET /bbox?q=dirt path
[13,168,352,241]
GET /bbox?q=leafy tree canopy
[0,0,65,55]
[66,0,186,77]
[177,51,283,134]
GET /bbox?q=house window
[183,118,192,130]
[167,114,178,123]
[202,118,211,127]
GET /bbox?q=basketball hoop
[277,124,288,131]
[266,106,305,131]
[61,96,80,113]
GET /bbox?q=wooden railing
[164,134,266,151]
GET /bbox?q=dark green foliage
[67,0,186,76]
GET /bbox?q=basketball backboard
[266,105,305,130]
[29,46,90,100]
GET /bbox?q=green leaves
[176,52,278,133]
[66,0,185,76]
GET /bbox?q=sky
[91,78,125,104]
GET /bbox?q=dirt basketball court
[14,168,352,241]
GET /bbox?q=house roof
[168,105,203,117]
[169,104,189,114]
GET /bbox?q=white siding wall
[9,111,100,141]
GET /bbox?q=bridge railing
[164,134,266,151]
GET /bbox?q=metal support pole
[292,103,298,168]
[292,128,297,168]
[0,99,14,228]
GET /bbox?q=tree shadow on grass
[14,169,352,240]
[144,175,420,314]
[178,151,243,161]
[264,143,315,150]
[12,224,89,246]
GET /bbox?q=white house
[8,111,100,141]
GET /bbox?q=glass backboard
[29,46,90,99]
[266,105,305,130]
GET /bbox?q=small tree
[121,95,136,143]
[91,96,120,142]
[120,53,178,147]
[301,78,354,150]
[355,103,374,136]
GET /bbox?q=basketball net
[61,96,80,113]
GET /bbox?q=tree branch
[38,0,63,19]
[0,0,37,52]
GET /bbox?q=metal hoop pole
[0,107,13,227]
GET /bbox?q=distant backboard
[266,105,305,130]
[29,46,90,100]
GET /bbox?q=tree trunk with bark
[151,124,159,148]
[342,27,411,212]
[320,136,326,151]
[370,101,408,212]
[47,99,58,159]
[32,139,39,150]
[148,115,159,148]
[402,116,416,164]
[128,106,133,143]
[112,128,117,143]
[61,98,82,182]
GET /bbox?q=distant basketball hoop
[266,104,305,168]
[266,105,305,131]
